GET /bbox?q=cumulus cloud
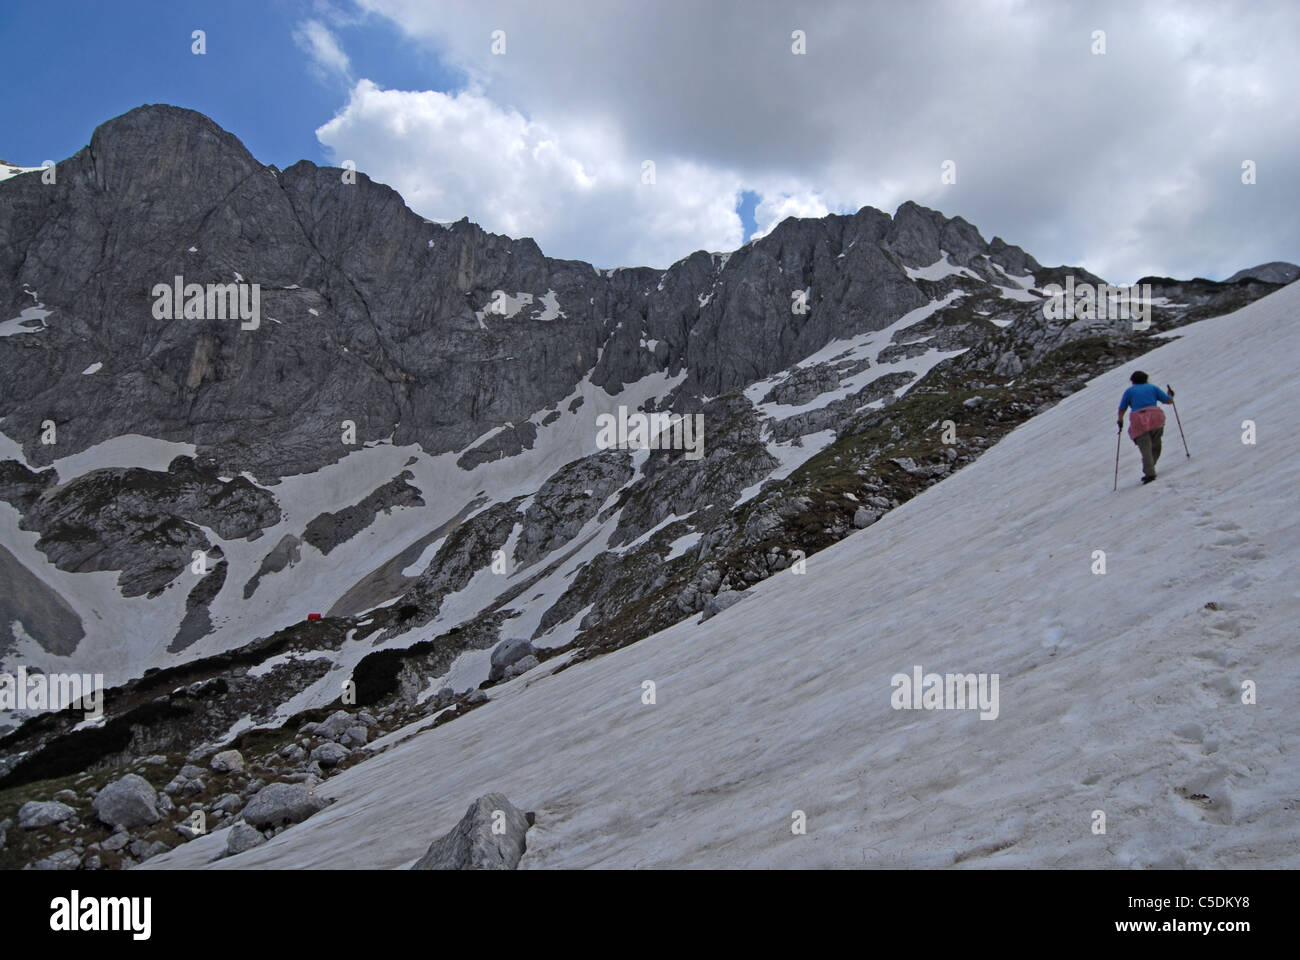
[316,81,744,267]
[318,0,1299,278]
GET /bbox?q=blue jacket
[1118,383,1172,413]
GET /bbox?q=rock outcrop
[410,793,533,870]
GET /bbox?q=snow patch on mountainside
[149,281,1300,870]
[905,252,981,282]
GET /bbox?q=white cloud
[749,189,833,240]
[315,80,744,268]
[294,19,353,83]
[330,0,1300,279]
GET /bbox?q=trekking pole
[1167,384,1190,457]
[1113,423,1122,491]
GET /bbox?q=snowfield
[148,282,1300,869]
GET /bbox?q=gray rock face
[488,638,537,683]
[224,821,267,857]
[410,793,532,870]
[760,362,845,406]
[0,103,1067,486]
[91,774,160,829]
[243,534,301,599]
[700,589,746,622]
[513,453,634,568]
[767,371,915,443]
[18,800,76,829]
[241,782,328,828]
[1224,261,1300,284]
[404,499,526,630]
[302,472,424,556]
[3,458,277,599]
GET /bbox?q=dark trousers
[1134,427,1164,479]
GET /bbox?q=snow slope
[149,281,1300,869]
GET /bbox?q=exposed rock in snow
[224,822,268,857]
[410,794,532,870]
[241,782,329,829]
[488,638,537,683]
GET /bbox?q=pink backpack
[1128,405,1166,440]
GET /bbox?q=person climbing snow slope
[1117,371,1175,484]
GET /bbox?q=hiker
[1117,371,1174,484]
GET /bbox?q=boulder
[17,800,76,830]
[129,838,170,862]
[212,793,244,815]
[91,774,161,829]
[488,638,537,682]
[241,782,328,829]
[410,794,532,870]
[315,710,357,742]
[309,742,349,768]
[225,822,267,857]
[853,506,881,528]
[503,655,540,681]
[340,725,368,749]
[28,849,81,871]
[700,589,746,622]
[210,749,244,773]
[164,764,207,796]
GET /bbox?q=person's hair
[1130,371,1149,384]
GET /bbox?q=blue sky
[2,1,1296,277]
[0,1,437,169]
